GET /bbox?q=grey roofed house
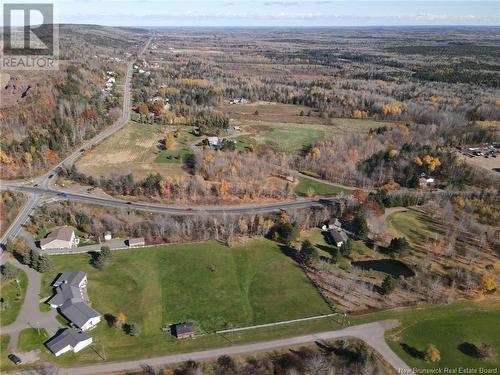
[52,271,87,288]
[48,284,83,307]
[45,328,91,355]
[329,229,348,245]
[60,301,100,329]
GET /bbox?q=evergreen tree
[380,275,396,295]
[299,240,318,266]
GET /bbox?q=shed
[171,322,194,339]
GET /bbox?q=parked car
[8,354,22,365]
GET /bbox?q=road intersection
[0,36,413,374]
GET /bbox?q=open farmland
[229,116,392,155]
[76,123,192,178]
[35,240,331,364]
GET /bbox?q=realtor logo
[1,3,59,70]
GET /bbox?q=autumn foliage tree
[425,344,441,363]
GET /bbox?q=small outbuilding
[104,231,112,241]
[127,237,145,247]
[171,322,194,339]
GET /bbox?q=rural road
[54,320,412,375]
[0,36,152,251]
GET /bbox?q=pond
[352,259,415,278]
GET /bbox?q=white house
[60,301,101,331]
[47,271,101,331]
[40,227,79,250]
[104,231,112,241]
[328,229,348,248]
[45,329,92,356]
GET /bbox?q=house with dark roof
[171,322,194,339]
[60,301,100,331]
[40,226,79,250]
[45,329,92,357]
[328,229,348,248]
[47,271,100,331]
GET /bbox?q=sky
[2,0,499,27]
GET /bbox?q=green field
[295,177,351,197]
[155,143,193,164]
[36,240,331,364]
[385,210,442,250]
[0,265,28,326]
[261,123,325,154]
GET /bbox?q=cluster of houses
[322,218,349,248]
[45,272,100,356]
[104,71,116,92]
[133,59,152,76]
[229,97,248,105]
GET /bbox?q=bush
[0,263,19,280]
[298,240,318,266]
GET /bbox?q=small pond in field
[352,259,415,278]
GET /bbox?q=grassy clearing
[18,329,49,352]
[261,124,324,154]
[385,210,441,250]
[155,144,193,164]
[231,117,390,155]
[0,266,28,326]
[76,123,190,178]
[0,335,16,372]
[295,177,351,197]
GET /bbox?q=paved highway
[2,184,326,215]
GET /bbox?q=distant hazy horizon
[3,1,499,27]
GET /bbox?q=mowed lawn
[0,265,28,326]
[42,240,330,333]
[385,210,442,250]
[295,176,351,197]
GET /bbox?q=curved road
[57,320,411,375]
[0,37,151,248]
[1,184,326,215]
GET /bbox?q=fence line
[215,313,339,334]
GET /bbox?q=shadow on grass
[278,244,298,262]
[458,342,481,358]
[400,343,425,360]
